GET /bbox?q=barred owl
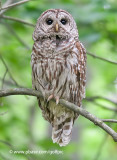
[31,9,86,147]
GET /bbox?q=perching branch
[0,88,117,142]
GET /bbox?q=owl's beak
[55,23,59,32]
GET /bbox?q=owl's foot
[55,96,59,105]
[47,94,54,101]
[47,94,60,105]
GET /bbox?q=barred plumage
[31,9,86,146]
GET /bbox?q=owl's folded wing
[75,41,87,106]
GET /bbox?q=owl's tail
[52,112,74,147]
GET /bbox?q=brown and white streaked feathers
[31,9,86,146]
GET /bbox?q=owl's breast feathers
[31,37,86,106]
[32,36,75,57]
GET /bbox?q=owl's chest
[35,57,68,94]
[38,57,66,81]
[40,38,70,55]
[40,39,55,53]
[37,54,77,88]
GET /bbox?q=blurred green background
[0,0,117,160]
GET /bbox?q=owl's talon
[55,96,59,105]
[47,94,54,102]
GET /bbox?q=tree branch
[0,15,35,27]
[0,111,8,116]
[0,77,17,87]
[93,112,117,160]
[0,139,12,147]
[101,119,117,123]
[0,87,117,142]
[0,0,32,11]
[87,52,117,65]
[86,96,117,105]
[85,97,117,112]
[85,100,117,112]
[0,0,14,15]
[0,55,22,87]
[0,0,2,11]
[2,22,31,50]
[1,69,8,89]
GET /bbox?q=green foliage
[0,0,117,160]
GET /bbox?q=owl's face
[33,9,79,41]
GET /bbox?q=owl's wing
[31,53,37,90]
[75,41,86,107]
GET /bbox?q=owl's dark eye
[61,19,67,25]
[46,19,53,25]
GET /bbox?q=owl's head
[33,9,79,41]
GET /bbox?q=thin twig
[2,22,31,50]
[0,77,17,87]
[85,98,117,112]
[0,139,12,147]
[1,69,8,89]
[0,0,2,11]
[0,55,29,99]
[93,135,108,160]
[101,119,117,123]
[0,111,8,116]
[87,52,117,65]
[1,0,32,11]
[0,0,14,15]
[0,77,18,87]
[0,15,35,27]
[0,87,117,142]
[0,55,21,87]
[85,96,117,105]
[92,101,117,112]
[93,112,117,160]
